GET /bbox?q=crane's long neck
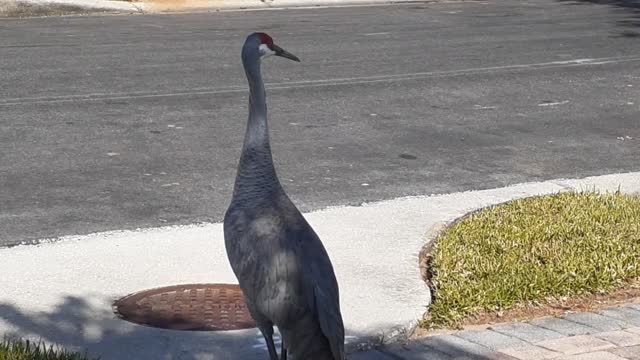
[244,61,269,149]
[232,56,282,201]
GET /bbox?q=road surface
[1,0,639,246]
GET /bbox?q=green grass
[422,190,640,329]
[0,339,96,360]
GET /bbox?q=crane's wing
[278,195,345,359]
[312,277,345,360]
[301,227,345,360]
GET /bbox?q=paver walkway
[352,303,640,360]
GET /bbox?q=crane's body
[223,32,345,360]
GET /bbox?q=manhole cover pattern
[113,284,256,331]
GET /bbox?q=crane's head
[244,32,300,62]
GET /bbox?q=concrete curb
[7,0,144,12]
[142,0,435,12]
[5,0,447,14]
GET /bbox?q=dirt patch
[461,280,640,326]
[415,272,640,337]
[142,0,229,11]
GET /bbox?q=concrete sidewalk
[0,171,639,359]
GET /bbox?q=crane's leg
[280,340,287,360]
[259,326,279,360]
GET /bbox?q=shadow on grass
[556,0,640,36]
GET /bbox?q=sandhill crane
[223,32,345,360]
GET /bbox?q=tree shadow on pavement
[0,295,279,360]
[556,0,640,37]
[0,295,380,360]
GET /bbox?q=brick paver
[600,307,640,327]
[349,350,394,360]
[535,335,615,355]
[490,322,565,343]
[563,312,629,331]
[351,305,640,359]
[455,329,527,350]
[595,330,640,347]
[555,351,627,360]
[498,343,562,359]
[528,316,598,336]
[410,334,495,358]
[383,345,453,360]
[625,304,640,313]
[610,345,640,360]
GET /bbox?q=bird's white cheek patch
[259,43,276,58]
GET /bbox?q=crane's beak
[273,44,300,62]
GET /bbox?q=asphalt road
[1,0,639,247]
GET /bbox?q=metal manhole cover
[113,284,256,331]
